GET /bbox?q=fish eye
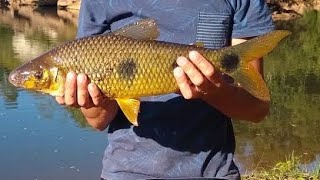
[34,71,43,79]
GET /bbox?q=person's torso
[101,1,240,179]
[107,0,235,48]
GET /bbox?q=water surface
[0,7,107,180]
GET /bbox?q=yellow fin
[112,18,160,40]
[48,67,65,96]
[233,30,291,63]
[116,98,140,126]
[232,64,270,102]
[219,30,291,101]
[222,30,290,101]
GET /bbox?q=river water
[0,6,319,180]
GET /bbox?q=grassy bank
[242,154,320,179]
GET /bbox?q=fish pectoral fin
[48,67,65,97]
[231,64,270,102]
[112,18,160,40]
[116,98,140,126]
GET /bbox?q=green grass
[242,153,320,180]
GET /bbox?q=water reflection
[0,25,19,108]
[234,10,320,173]
[0,6,106,180]
[0,6,77,60]
[0,5,319,179]
[0,68,18,108]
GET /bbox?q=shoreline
[1,0,320,21]
[268,0,320,21]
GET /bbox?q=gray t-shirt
[77,0,274,179]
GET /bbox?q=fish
[8,19,291,126]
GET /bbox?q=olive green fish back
[51,35,194,98]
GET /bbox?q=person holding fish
[8,0,290,179]
[57,1,279,180]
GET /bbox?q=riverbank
[268,0,320,20]
[2,0,320,21]
[2,0,81,10]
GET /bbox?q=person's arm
[55,72,119,130]
[173,38,270,123]
[173,0,274,123]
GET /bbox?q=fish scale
[51,35,193,98]
[8,18,290,125]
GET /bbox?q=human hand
[55,72,118,130]
[173,51,224,100]
[55,71,106,108]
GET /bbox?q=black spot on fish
[117,58,137,81]
[221,53,240,73]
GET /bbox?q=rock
[11,0,36,6]
[57,0,80,10]
[8,0,57,6]
[57,8,79,25]
[267,0,318,21]
[272,11,303,21]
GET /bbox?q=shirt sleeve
[77,0,111,38]
[231,0,275,38]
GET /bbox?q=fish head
[9,53,65,96]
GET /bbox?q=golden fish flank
[8,19,291,126]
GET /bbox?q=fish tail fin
[234,30,291,63]
[229,30,291,101]
[232,64,271,101]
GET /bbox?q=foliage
[242,153,320,179]
[234,10,320,173]
[0,25,20,102]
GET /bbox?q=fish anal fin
[231,64,270,102]
[116,98,140,126]
[112,18,160,40]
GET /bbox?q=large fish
[9,19,290,126]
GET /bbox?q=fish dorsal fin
[194,42,205,47]
[232,64,270,102]
[115,98,140,126]
[232,30,291,63]
[112,18,160,40]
